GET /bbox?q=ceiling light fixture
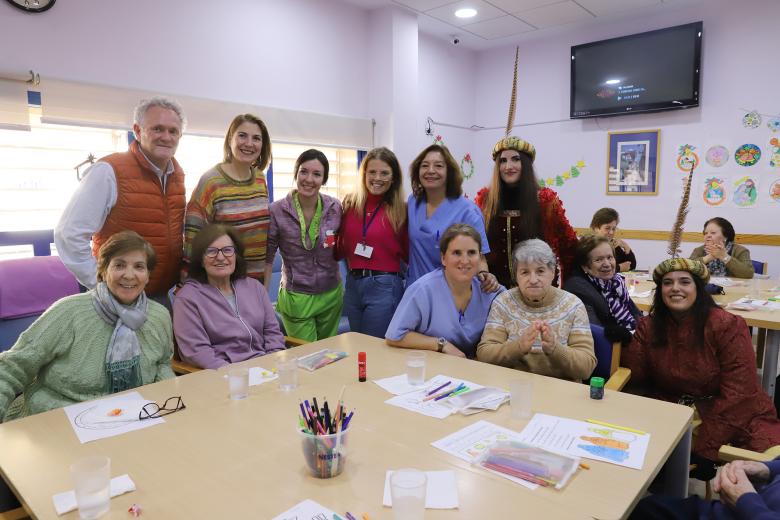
[455,8,477,18]
[605,79,621,85]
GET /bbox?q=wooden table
[630,276,780,397]
[0,333,693,520]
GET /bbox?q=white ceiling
[338,0,707,50]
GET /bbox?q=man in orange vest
[55,97,186,301]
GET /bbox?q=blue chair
[752,259,767,276]
[0,256,79,352]
[589,324,631,391]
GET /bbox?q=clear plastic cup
[405,352,426,386]
[277,358,298,391]
[298,427,350,478]
[228,368,249,400]
[390,468,427,520]
[70,455,111,519]
[509,376,533,420]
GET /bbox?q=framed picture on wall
[606,129,660,195]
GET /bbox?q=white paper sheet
[517,413,650,470]
[271,499,337,520]
[64,391,164,444]
[430,420,537,489]
[382,470,459,509]
[384,377,484,419]
[373,373,453,395]
[248,366,278,386]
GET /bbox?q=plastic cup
[405,352,426,386]
[70,455,111,519]
[509,376,533,420]
[298,427,350,478]
[277,358,298,391]
[750,277,762,299]
[228,368,249,400]
[390,468,427,520]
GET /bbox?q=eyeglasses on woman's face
[205,246,236,258]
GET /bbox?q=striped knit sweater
[0,293,174,422]
[477,286,596,381]
[183,164,271,281]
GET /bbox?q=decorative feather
[667,163,695,257]
[505,47,519,137]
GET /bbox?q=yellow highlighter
[586,419,646,435]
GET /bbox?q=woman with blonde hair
[336,147,408,337]
[184,113,273,282]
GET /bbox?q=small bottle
[358,351,366,382]
[590,377,605,400]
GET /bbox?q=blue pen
[434,383,465,401]
[426,380,451,396]
[333,514,345,520]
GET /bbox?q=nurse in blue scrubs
[386,223,505,358]
[406,144,498,292]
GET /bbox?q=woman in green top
[265,149,343,341]
[0,231,174,422]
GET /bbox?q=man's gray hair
[512,238,557,272]
[133,97,186,128]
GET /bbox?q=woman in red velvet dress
[475,136,578,287]
[624,258,780,470]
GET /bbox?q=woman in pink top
[337,147,408,338]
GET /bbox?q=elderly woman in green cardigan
[0,231,174,422]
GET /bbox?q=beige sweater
[477,286,596,381]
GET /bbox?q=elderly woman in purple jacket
[263,149,343,342]
[173,224,285,369]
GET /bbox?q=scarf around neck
[585,272,636,331]
[92,282,147,394]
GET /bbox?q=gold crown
[492,136,536,162]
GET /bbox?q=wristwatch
[436,337,447,353]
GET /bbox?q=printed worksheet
[517,413,650,469]
[271,499,337,520]
[431,420,537,489]
[63,391,164,444]
[384,377,484,419]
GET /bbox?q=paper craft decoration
[768,117,780,133]
[705,145,729,167]
[743,110,762,128]
[702,177,726,206]
[676,144,699,172]
[735,144,761,166]
[539,160,586,188]
[770,179,780,203]
[732,176,758,208]
[460,153,474,179]
[769,138,780,168]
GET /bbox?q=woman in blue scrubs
[386,224,504,358]
[406,144,498,293]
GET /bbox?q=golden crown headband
[492,47,536,162]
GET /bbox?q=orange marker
[579,462,590,470]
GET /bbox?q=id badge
[354,242,373,258]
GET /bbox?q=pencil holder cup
[298,427,350,478]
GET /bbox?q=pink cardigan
[173,277,285,369]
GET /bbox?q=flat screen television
[570,22,702,119]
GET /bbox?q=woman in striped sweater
[183,114,273,282]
